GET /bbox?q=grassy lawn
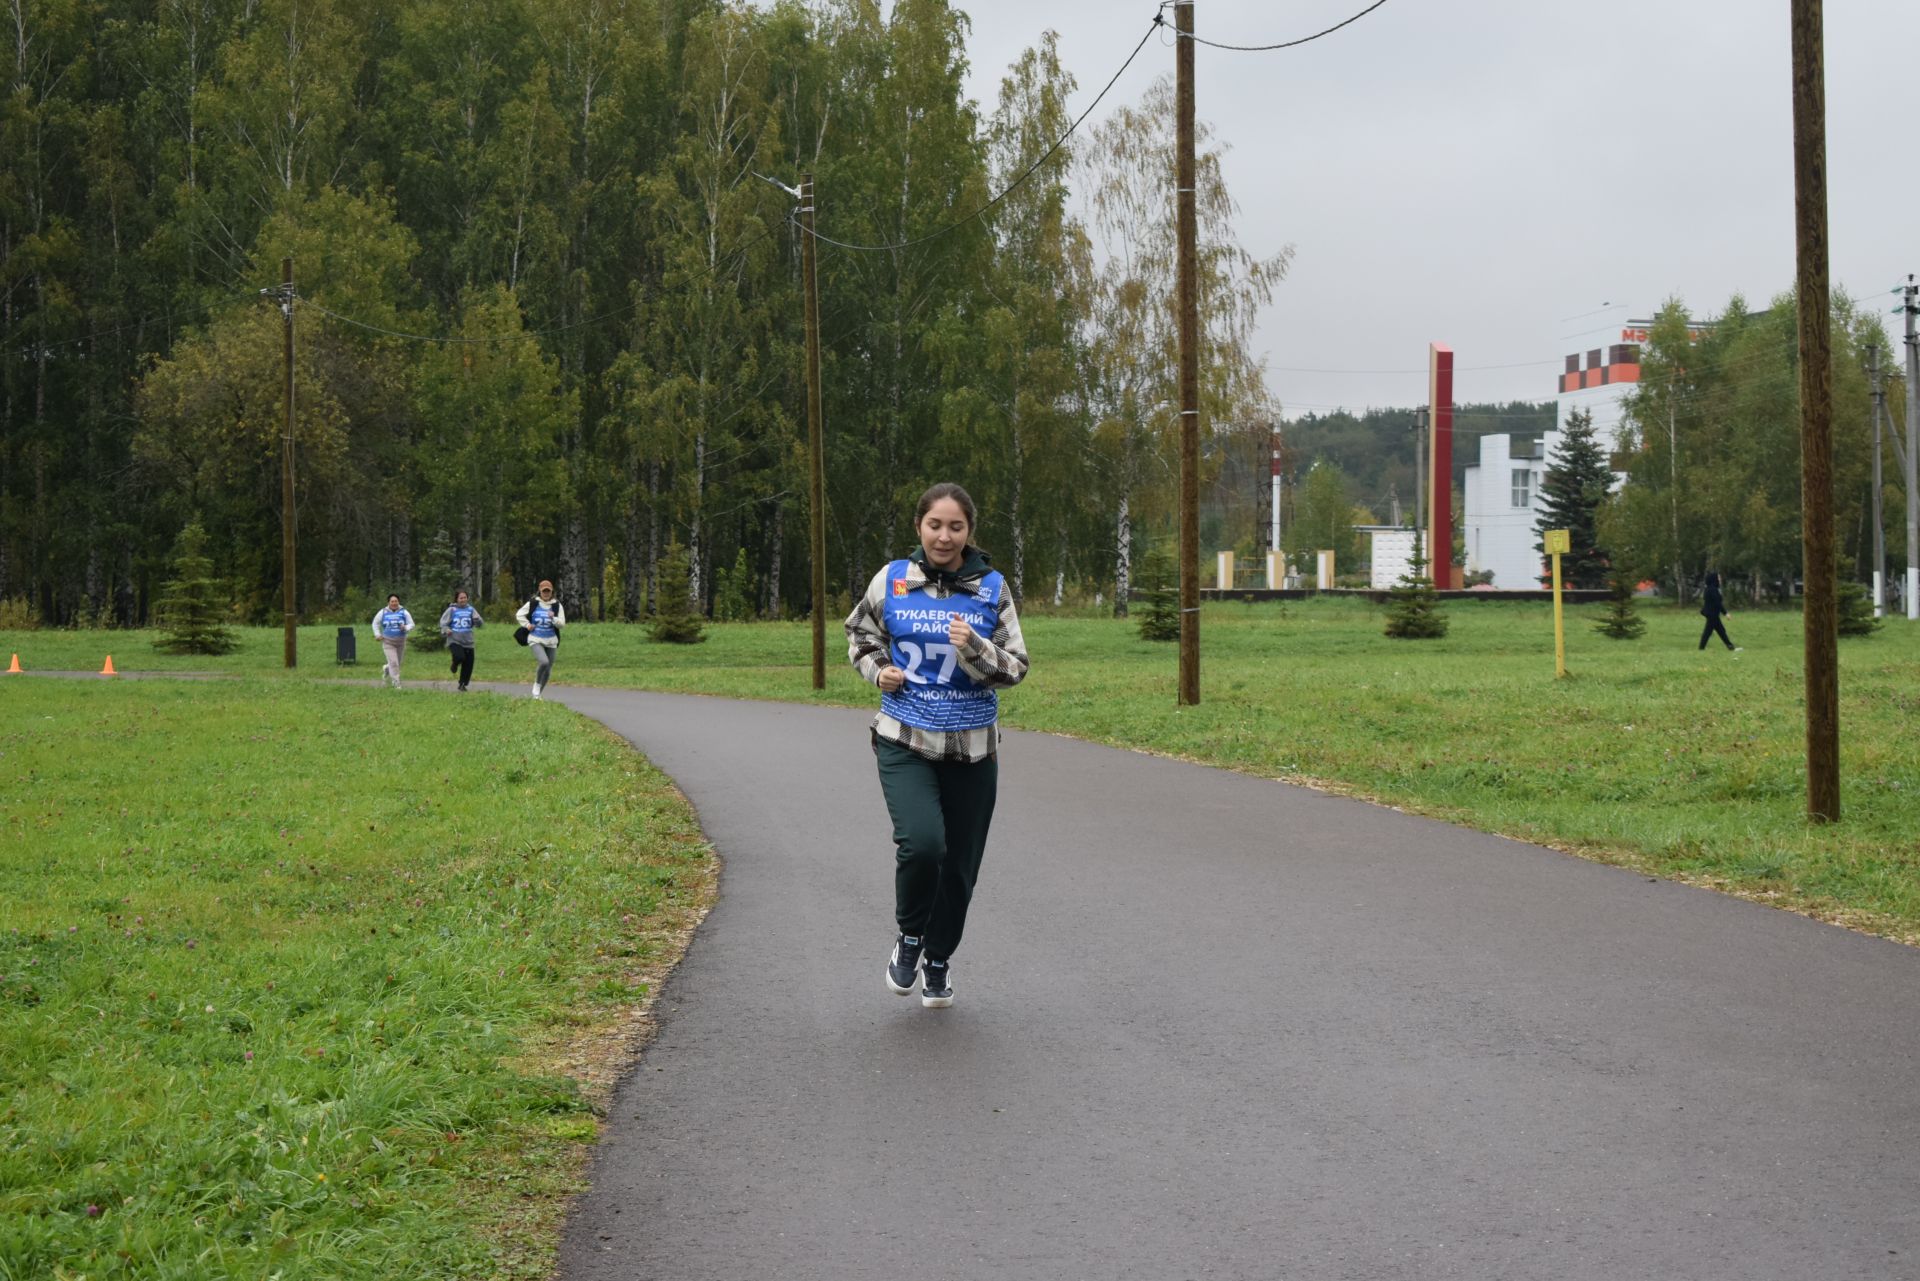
[0,678,714,1280]
[5,596,1919,943]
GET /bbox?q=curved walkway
[544,688,1919,1280]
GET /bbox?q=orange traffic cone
[5,653,19,674]
[100,655,117,676]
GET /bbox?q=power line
[297,298,620,345]
[296,228,778,346]
[1163,0,1389,53]
[797,20,1160,255]
[1273,357,1563,375]
[1,285,266,361]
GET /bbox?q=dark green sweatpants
[874,737,998,961]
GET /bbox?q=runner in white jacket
[514,580,566,699]
[370,595,415,688]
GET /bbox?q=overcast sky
[939,0,1917,416]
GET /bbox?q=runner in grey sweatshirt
[439,589,483,690]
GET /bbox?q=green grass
[7,595,1920,942]
[1,599,1915,1272]
[0,679,713,1280]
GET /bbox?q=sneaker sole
[921,991,953,1009]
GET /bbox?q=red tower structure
[1427,343,1456,588]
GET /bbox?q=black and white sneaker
[887,935,924,995]
[920,958,953,1009]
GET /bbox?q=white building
[1462,337,1640,587]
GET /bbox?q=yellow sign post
[1544,528,1571,678]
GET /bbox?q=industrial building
[1460,336,1640,587]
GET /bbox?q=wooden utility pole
[1174,0,1201,706]
[281,257,297,669]
[1790,0,1839,822]
[800,174,827,690]
[1903,279,1919,621]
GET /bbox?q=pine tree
[1384,534,1448,639]
[1136,545,1180,641]
[1594,574,1646,640]
[1534,408,1614,589]
[713,546,754,623]
[152,517,238,655]
[648,544,706,644]
[1837,567,1881,638]
[409,530,456,652]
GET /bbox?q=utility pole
[1790,0,1839,822]
[1269,425,1282,557]
[1904,277,1919,621]
[1868,344,1887,617]
[1174,0,1201,706]
[1412,407,1427,539]
[800,174,827,689]
[280,257,297,670]
[1668,372,1684,605]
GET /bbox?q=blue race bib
[877,559,1002,733]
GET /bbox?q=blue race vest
[878,559,1003,733]
[379,609,409,639]
[529,602,558,640]
[447,604,478,642]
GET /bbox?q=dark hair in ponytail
[914,482,977,531]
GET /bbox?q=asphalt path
[525,688,1920,1281]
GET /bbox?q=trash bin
[336,626,357,665]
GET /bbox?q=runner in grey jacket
[439,589,483,690]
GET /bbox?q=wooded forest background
[4,0,1903,626]
[3,0,1304,625]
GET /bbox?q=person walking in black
[1698,571,1741,652]
[845,483,1029,1009]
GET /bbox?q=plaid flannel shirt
[845,550,1030,763]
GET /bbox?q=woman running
[371,594,415,688]
[845,482,1029,1008]
[515,580,565,699]
[440,588,484,691]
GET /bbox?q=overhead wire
[297,226,780,346]
[796,19,1161,255]
[0,284,271,361]
[1161,0,1389,53]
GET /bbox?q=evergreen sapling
[410,530,456,653]
[1384,534,1448,639]
[1594,575,1646,640]
[713,547,754,623]
[1837,563,1881,638]
[648,544,706,644]
[1136,545,1180,641]
[153,517,238,655]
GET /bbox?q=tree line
[1,0,1281,626]
[1601,293,1896,602]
